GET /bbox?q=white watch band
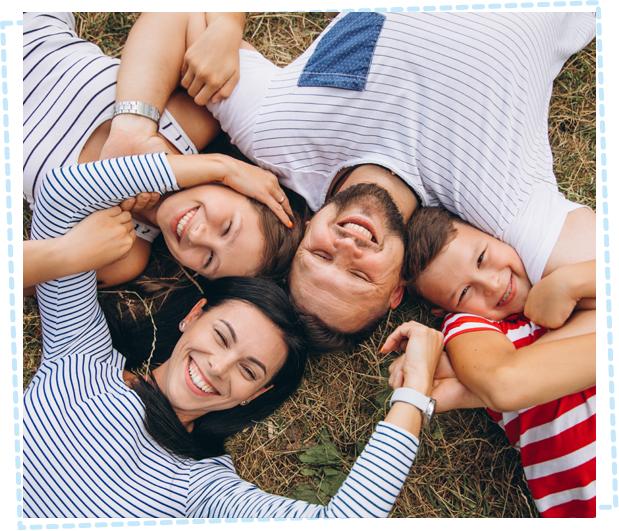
[112,101,160,124]
[390,387,436,428]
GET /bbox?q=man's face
[289,184,406,334]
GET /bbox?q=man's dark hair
[107,277,307,460]
[293,303,386,354]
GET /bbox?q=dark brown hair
[404,207,463,296]
[250,197,307,283]
[121,277,308,460]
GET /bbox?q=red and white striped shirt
[442,312,596,518]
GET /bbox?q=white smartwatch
[112,101,160,124]
[390,388,436,428]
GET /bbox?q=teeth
[189,359,218,394]
[176,208,198,239]
[342,222,375,242]
[498,278,512,305]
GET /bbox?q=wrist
[402,374,432,397]
[110,112,159,137]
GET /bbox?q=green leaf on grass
[299,441,343,465]
[319,470,347,496]
[301,468,317,476]
[431,423,443,440]
[289,484,325,505]
[356,440,367,455]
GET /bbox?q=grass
[23,12,596,518]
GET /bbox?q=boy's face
[418,223,531,321]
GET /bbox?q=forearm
[454,333,595,412]
[116,13,191,116]
[24,238,77,289]
[116,12,245,114]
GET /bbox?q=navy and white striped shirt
[24,153,420,518]
[23,12,197,243]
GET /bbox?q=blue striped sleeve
[31,153,178,240]
[187,421,419,518]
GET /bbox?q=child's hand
[430,378,485,412]
[524,267,578,329]
[62,207,137,273]
[181,15,243,106]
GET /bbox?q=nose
[480,272,501,297]
[333,234,364,261]
[208,353,234,378]
[187,221,213,247]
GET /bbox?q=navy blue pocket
[298,12,385,91]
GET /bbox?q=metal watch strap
[390,387,436,427]
[112,101,160,124]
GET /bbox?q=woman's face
[155,184,265,278]
[153,300,287,426]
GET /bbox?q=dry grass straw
[23,12,595,518]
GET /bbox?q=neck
[331,165,419,222]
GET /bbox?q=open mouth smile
[187,357,220,396]
[174,207,199,243]
[496,276,515,307]
[338,217,377,243]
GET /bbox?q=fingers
[119,193,161,213]
[211,70,240,104]
[266,194,293,228]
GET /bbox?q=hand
[61,207,137,272]
[524,268,577,329]
[430,377,485,412]
[120,192,161,213]
[382,321,444,396]
[182,15,243,105]
[219,157,294,228]
[99,114,170,161]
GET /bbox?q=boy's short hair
[404,207,465,296]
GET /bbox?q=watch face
[424,398,437,427]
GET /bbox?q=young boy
[404,206,596,518]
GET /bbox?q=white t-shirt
[208,12,594,284]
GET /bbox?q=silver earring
[240,400,247,406]
[180,320,186,331]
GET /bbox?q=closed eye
[477,250,485,267]
[351,271,370,282]
[223,222,232,236]
[458,286,469,305]
[313,252,331,261]
[243,366,256,380]
[205,251,214,269]
[216,329,227,347]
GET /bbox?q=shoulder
[442,313,504,345]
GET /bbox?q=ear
[430,308,447,318]
[389,284,405,309]
[182,298,207,328]
[246,384,274,404]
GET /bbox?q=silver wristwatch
[390,387,437,428]
[112,101,160,124]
